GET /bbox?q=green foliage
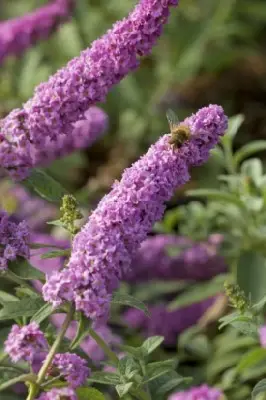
[76,387,106,400]
[111,292,150,317]
[9,259,45,281]
[23,169,68,204]
[0,297,44,321]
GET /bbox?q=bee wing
[166,109,180,131]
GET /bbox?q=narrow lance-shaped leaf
[0,297,45,321]
[111,293,150,317]
[234,141,266,168]
[23,168,68,204]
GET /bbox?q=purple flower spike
[168,384,223,399]
[126,234,227,282]
[124,297,216,345]
[37,387,77,400]
[0,0,179,180]
[5,322,48,363]
[31,106,108,167]
[0,0,74,65]
[52,353,90,388]
[43,105,228,321]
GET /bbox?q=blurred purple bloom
[259,325,266,348]
[52,353,90,388]
[126,234,226,282]
[37,387,77,400]
[43,105,227,321]
[124,297,216,345]
[30,233,69,275]
[7,185,57,231]
[31,106,108,167]
[0,210,30,270]
[5,322,48,362]
[168,384,223,399]
[0,0,179,180]
[0,0,74,64]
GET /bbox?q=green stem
[0,373,36,392]
[88,327,119,365]
[36,306,74,385]
[139,361,152,400]
[26,382,39,400]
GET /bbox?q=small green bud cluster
[59,195,83,235]
[224,281,250,314]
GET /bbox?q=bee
[166,109,191,150]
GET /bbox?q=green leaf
[230,319,258,338]
[30,303,54,324]
[237,251,266,303]
[41,249,70,259]
[240,158,263,185]
[116,382,133,398]
[111,293,150,317]
[119,345,145,360]
[0,291,18,305]
[252,379,266,399]
[30,243,61,250]
[141,336,164,355]
[234,141,266,167]
[0,297,44,321]
[237,348,266,372]
[23,169,68,204]
[187,189,243,208]
[168,274,227,311]
[76,387,105,400]
[149,370,190,399]
[87,371,120,386]
[226,114,245,140]
[142,360,178,386]
[46,219,64,228]
[118,356,139,380]
[9,259,45,280]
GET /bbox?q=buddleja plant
[0,100,226,399]
[0,0,231,399]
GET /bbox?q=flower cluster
[37,387,77,400]
[32,106,108,167]
[126,234,227,282]
[0,0,74,65]
[0,0,179,180]
[4,322,48,362]
[124,297,216,345]
[43,105,227,321]
[0,210,30,270]
[168,384,223,399]
[52,353,90,388]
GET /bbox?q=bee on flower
[166,109,191,150]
